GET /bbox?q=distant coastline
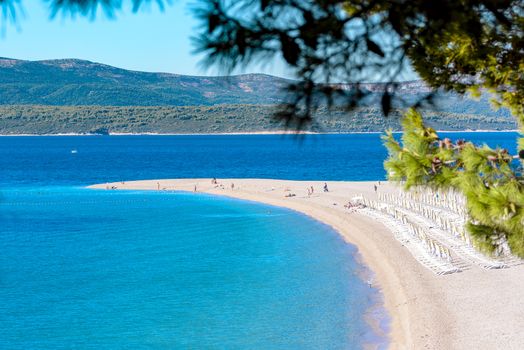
[0,104,517,136]
[0,129,518,137]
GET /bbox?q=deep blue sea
[0,132,518,349]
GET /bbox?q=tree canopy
[194,0,524,256]
[194,0,524,125]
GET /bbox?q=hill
[0,58,515,134]
[0,58,292,106]
[0,58,510,115]
[0,105,516,135]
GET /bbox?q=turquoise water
[0,187,388,349]
[1,132,517,349]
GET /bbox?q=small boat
[71,149,78,154]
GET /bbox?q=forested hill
[0,105,516,135]
[0,58,511,117]
[0,58,291,106]
[0,58,516,134]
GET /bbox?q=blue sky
[0,0,417,81]
[0,0,291,77]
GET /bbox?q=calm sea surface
[0,132,518,349]
[0,132,518,187]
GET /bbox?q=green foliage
[384,110,524,257]
[465,223,497,255]
[194,0,523,124]
[195,1,524,258]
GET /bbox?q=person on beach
[157,182,160,191]
[194,185,197,192]
[310,186,314,194]
[374,184,377,193]
[211,177,217,184]
[231,183,235,190]
[323,183,329,192]
[307,187,311,196]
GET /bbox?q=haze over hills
[0,58,516,134]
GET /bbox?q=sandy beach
[89,179,524,349]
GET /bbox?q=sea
[0,132,518,349]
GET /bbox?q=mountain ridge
[0,57,514,135]
[0,57,440,106]
[0,57,295,106]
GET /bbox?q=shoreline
[89,178,524,349]
[89,179,410,348]
[86,179,426,349]
[200,189,391,349]
[0,129,518,137]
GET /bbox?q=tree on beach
[2,0,524,256]
[190,0,524,257]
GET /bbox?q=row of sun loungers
[359,199,460,275]
[392,204,508,270]
[376,189,520,267]
[378,193,469,243]
[354,186,524,272]
[395,186,468,217]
